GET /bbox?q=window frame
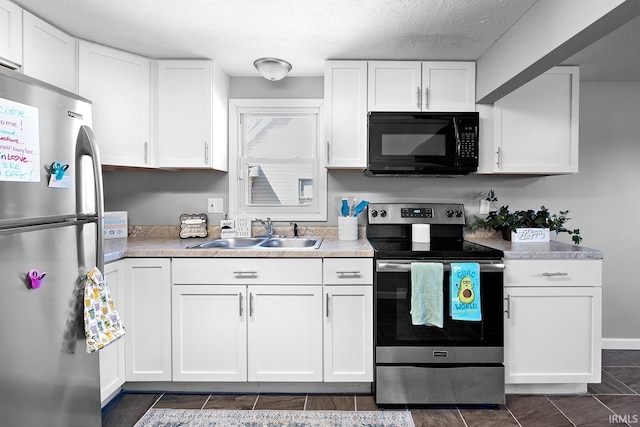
[228,99,327,221]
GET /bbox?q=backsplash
[127,224,367,239]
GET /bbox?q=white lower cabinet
[172,285,247,381]
[248,285,323,381]
[99,260,126,404]
[171,257,373,383]
[171,258,323,382]
[323,258,373,382]
[124,258,172,381]
[504,259,602,388]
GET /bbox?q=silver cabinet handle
[144,141,149,164]
[326,140,331,164]
[204,141,209,165]
[326,293,330,318]
[416,86,421,109]
[233,270,258,276]
[543,272,569,277]
[496,147,502,168]
[336,270,361,277]
[249,292,254,317]
[239,292,243,317]
[505,295,511,319]
[424,87,429,109]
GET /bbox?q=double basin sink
[187,236,323,250]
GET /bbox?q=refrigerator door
[0,68,94,227]
[0,222,101,427]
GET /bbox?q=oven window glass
[381,134,446,156]
[376,270,503,347]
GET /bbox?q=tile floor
[102,350,640,427]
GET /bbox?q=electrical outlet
[480,200,491,214]
[207,198,223,214]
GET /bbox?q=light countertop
[466,236,604,260]
[104,235,374,263]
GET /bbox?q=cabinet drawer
[505,259,602,287]
[172,258,322,285]
[323,258,373,285]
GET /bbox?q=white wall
[103,79,640,344]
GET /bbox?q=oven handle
[376,260,505,273]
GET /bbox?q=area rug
[134,408,415,427]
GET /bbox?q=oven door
[375,259,504,364]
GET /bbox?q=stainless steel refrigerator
[0,67,103,426]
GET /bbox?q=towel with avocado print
[84,267,126,353]
[450,262,481,321]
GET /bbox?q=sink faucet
[257,217,274,238]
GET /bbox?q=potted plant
[469,190,583,245]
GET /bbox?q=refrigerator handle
[76,125,105,272]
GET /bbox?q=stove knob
[370,210,378,218]
[380,210,387,218]
[446,209,454,217]
[455,210,463,217]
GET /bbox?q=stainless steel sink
[258,237,323,249]
[187,237,323,250]
[187,237,266,249]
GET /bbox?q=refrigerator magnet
[48,162,72,188]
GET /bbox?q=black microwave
[365,111,479,176]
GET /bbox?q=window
[229,99,326,221]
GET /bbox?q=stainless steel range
[367,202,505,406]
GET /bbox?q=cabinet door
[78,41,151,167]
[99,261,125,405]
[124,258,171,381]
[504,286,602,384]
[172,285,247,381]
[324,285,373,382]
[368,61,422,112]
[422,62,475,111]
[0,0,22,67]
[22,12,76,92]
[324,61,368,168]
[156,60,228,170]
[247,285,322,381]
[492,66,579,174]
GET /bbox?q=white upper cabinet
[479,66,579,174]
[324,61,368,168]
[78,41,152,167]
[0,0,22,67]
[367,61,476,112]
[155,60,229,170]
[22,11,76,92]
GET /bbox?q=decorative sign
[0,97,40,182]
[511,228,550,243]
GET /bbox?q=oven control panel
[401,207,433,218]
[368,202,466,225]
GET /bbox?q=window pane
[243,115,315,158]
[247,162,313,206]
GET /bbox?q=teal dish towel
[450,262,482,321]
[410,262,444,328]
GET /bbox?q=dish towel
[450,262,482,321]
[410,262,444,328]
[84,267,126,353]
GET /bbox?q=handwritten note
[0,97,40,182]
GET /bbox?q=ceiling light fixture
[253,57,292,81]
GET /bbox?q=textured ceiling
[12,0,640,80]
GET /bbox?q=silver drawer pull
[542,272,569,277]
[336,270,361,276]
[233,270,258,276]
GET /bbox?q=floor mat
[134,408,415,427]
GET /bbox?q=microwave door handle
[453,117,461,166]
